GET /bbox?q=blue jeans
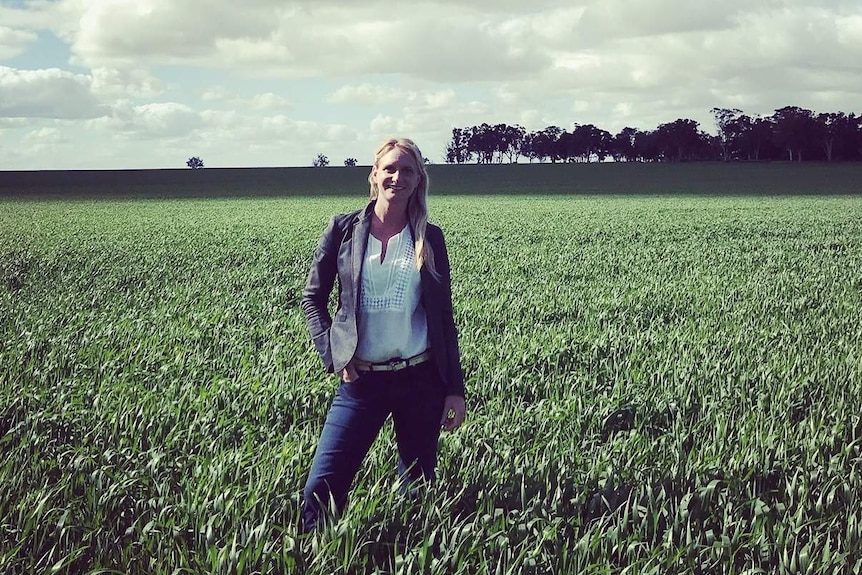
[301,361,445,531]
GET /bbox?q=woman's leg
[390,363,446,488]
[301,374,389,531]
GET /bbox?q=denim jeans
[301,361,445,531]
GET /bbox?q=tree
[633,130,661,162]
[653,119,710,162]
[525,126,562,163]
[497,123,526,163]
[609,127,639,162]
[312,153,329,167]
[344,157,357,167]
[771,106,817,162]
[445,128,472,164]
[467,123,496,164]
[711,107,744,161]
[569,123,612,162]
[733,115,774,161]
[814,112,860,161]
[186,156,204,169]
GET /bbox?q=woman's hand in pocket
[341,360,361,383]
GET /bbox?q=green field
[2,192,862,573]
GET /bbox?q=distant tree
[445,128,472,164]
[609,127,639,162]
[814,112,860,161]
[711,107,744,161]
[633,130,661,162]
[556,130,577,162]
[733,115,774,161]
[467,123,495,164]
[498,124,526,163]
[569,123,612,162]
[771,106,817,162]
[520,131,539,163]
[186,156,204,169]
[527,126,562,163]
[312,153,329,167]
[344,157,357,166]
[654,119,712,162]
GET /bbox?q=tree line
[444,106,862,164]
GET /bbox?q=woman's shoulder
[425,221,445,241]
[326,207,365,233]
[332,209,362,226]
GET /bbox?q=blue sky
[2,0,861,170]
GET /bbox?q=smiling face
[371,146,421,208]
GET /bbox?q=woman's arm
[301,216,340,372]
[432,227,465,398]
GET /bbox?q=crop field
[1,192,862,574]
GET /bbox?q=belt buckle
[387,357,407,371]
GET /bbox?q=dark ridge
[2,162,862,199]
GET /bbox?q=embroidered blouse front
[356,225,429,362]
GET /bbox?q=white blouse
[356,225,429,363]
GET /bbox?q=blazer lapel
[351,204,372,307]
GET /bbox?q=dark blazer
[301,202,465,398]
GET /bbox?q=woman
[300,137,466,531]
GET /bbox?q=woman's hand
[440,395,466,431]
[340,361,360,382]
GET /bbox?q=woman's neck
[372,200,408,235]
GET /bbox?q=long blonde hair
[368,137,437,277]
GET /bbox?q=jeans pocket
[341,371,366,385]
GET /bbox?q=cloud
[328,84,456,109]
[329,84,403,105]
[0,118,29,128]
[198,89,291,111]
[0,66,109,119]
[0,25,37,58]
[247,92,291,111]
[3,0,862,169]
[22,126,68,149]
[69,0,283,66]
[53,1,551,81]
[90,67,164,98]
[93,101,202,139]
[201,86,229,101]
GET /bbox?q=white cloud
[370,114,399,135]
[0,66,108,119]
[329,84,403,105]
[248,92,291,111]
[0,118,28,128]
[0,25,37,58]
[328,84,456,109]
[199,90,290,111]
[201,86,229,101]
[3,0,862,168]
[51,1,551,81]
[70,0,283,66]
[837,14,862,48]
[90,67,164,98]
[22,126,68,149]
[93,101,201,139]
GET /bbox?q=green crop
[1,195,861,574]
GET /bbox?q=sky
[1,0,861,170]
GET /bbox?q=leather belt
[354,350,432,372]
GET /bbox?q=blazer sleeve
[432,226,466,397]
[301,216,340,372]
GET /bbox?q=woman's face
[373,147,420,207]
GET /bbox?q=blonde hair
[368,137,437,277]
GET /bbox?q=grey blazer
[301,202,465,398]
